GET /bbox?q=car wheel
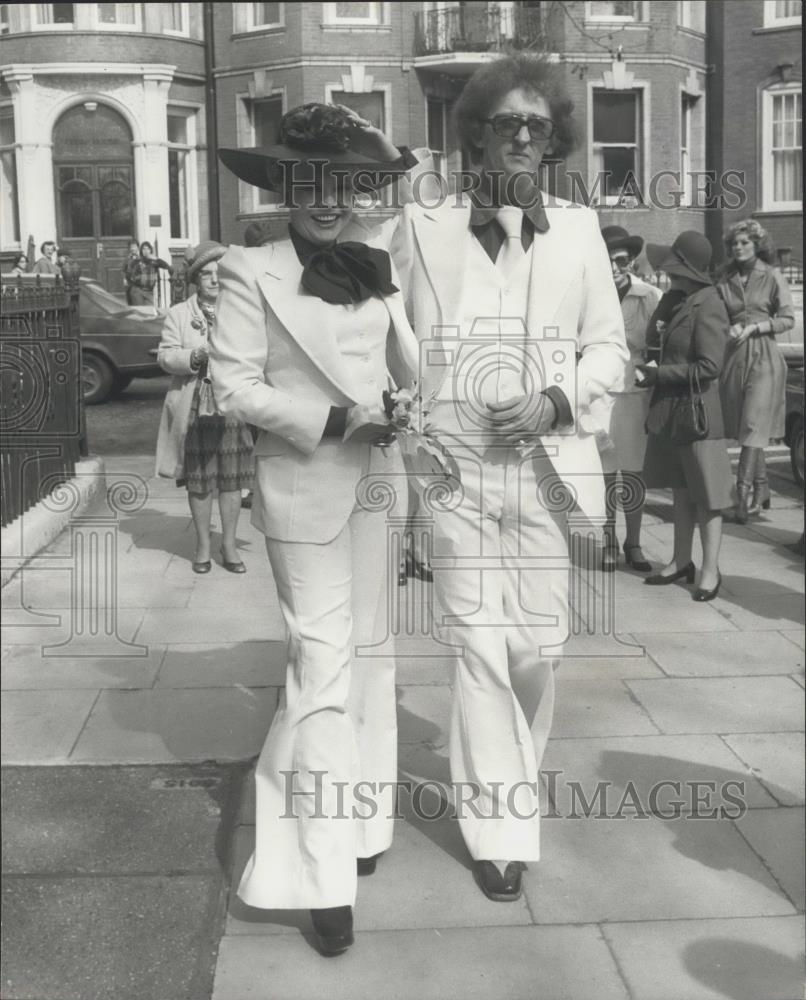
[112,373,134,396]
[81,353,115,405]
[790,416,804,488]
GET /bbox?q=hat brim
[218,145,409,193]
[646,242,712,286]
[604,234,644,257]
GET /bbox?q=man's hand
[634,363,658,388]
[485,394,557,445]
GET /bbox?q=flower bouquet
[383,387,461,489]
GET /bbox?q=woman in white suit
[210,104,419,955]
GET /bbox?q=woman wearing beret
[639,231,733,602]
[211,104,419,955]
[717,219,795,523]
[155,241,254,574]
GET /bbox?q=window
[95,3,141,29]
[323,2,385,25]
[763,0,802,27]
[167,112,193,240]
[586,1,645,22]
[0,5,9,34]
[427,97,447,178]
[237,95,284,210]
[329,90,385,132]
[244,2,284,28]
[0,108,19,245]
[678,0,706,32]
[32,3,75,27]
[762,86,802,210]
[592,90,643,204]
[160,3,188,34]
[680,94,695,204]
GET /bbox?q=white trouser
[238,491,398,910]
[428,408,570,862]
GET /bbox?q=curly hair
[724,219,777,265]
[453,55,578,163]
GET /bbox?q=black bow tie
[300,241,398,306]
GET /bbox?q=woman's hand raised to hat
[332,103,400,162]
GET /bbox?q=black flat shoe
[645,562,695,586]
[357,853,382,876]
[623,543,652,573]
[192,560,212,574]
[472,860,526,902]
[220,550,246,574]
[310,906,354,956]
[693,573,722,602]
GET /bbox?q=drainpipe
[203,1,221,241]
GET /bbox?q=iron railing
[0,275,83,528]
[414,5,548,57]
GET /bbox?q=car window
[79,279,129,317]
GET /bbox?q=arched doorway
[53,103,135,291]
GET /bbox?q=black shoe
[472,860,526,902]
[405,551,433,582]
[693,572,722,602]
[240,491,253,510]
[623,543,652,573]
[220,549,246,574]
[310,906,354,956]
[601,546,619,572]
[192,560,212,574]
[645,562,695,586]
[357,853,381,876]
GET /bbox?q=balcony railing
[414,5,548,59]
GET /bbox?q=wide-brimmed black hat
[218,103,409,193]
[601,225,644,258]
[646,230,713,286]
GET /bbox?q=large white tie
[495,206,525,281]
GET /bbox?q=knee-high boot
[749,449,771,514]
[735,446,757,525]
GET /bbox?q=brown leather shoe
[310,906,354,955]
[473,860,526,901]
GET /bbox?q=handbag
[195,373,219,419]
[666,368,709,445]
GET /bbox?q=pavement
[1,445,804,1000]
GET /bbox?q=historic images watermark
[279,771,748,822]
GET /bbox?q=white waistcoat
[330,295,391,405]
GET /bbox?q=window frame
[243,2,285,30]
[166,104,200,245]
[236,91,286,214]
[761,82,803,212]
[0,103,20,248]
[322,2,387,26]
[585,1,648,24]
[426,95,448,181]
[677,0,706,33]
[92,2,143,32]
[0,5,9,34]
[161,2,190,36]
[590,87,645,207]
[763,0,802,28]
[31,3,76,30]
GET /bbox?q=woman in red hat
[210,104,419,955]
[717,219,795,522]
[155,241,254,574]
[639,231,733,602]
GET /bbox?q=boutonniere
[190,317,204,330]
[382,386,461,487]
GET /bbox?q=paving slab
[212,925,629,1000]
[626,676,805,734]
[603,597,732,634]
[0,606,145,647]
[722,733,806,806]
[554,678,660,737]
[186,575,279,609]
[16,566,194,609]
[709,594,805,632]
[736,807,805,910]
[541,734,778,814]
[0,643,165,690]
[523,813,796,923]
[69,687,278,764]
[1,875,221,1000]
[632,630,804,677]
[554,649,664,680]
[603,915,806,1000]
[1,690,98,763]
[396,684,451,746]
[157,641,288,688]
[136,605,286,644]
[781,629,805,651]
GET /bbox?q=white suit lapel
[525,207,576,340]
[412,204,471,331]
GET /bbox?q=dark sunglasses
[610,254,632,267]
[481,114,556,141]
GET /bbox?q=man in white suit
[391,56,628,901]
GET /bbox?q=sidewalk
[1,451,804,1000]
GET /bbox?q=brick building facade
[0,1,802,285]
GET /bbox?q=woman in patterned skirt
[155,241,254,573]
[717,220,795,523]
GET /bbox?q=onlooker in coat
[122,239,140,304]
[128,241,173,308]
[32,240,59,275]
[594,226,663,572]
[717,219,795,522]
[9,252,28,276]
[155,241,253,574]
[640,232,733,602]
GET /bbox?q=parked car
[785,365,804,488]
[1,273,164,404]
